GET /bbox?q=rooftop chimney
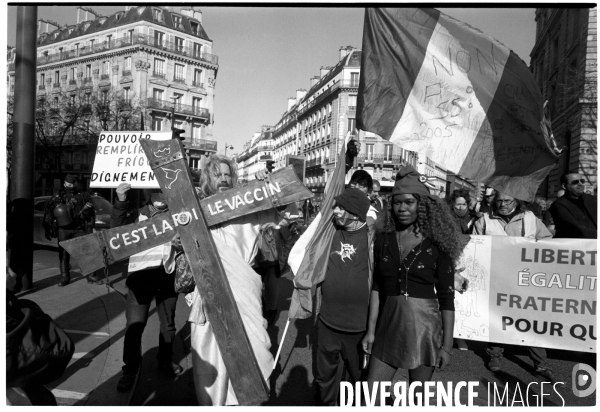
[339,46,349,61]
[181,6,202,23]
[125,6,132,12]
[320,66,331,78]
[287,97,296,111]
[310,76,320,87]
[296,89,307,102]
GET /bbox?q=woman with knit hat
[361,166,464,404]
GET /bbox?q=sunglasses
[495,199,515,206]
[569,179,585,185]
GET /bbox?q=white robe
[186,209,278,406]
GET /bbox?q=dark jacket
[548,194,597,239]
[6,290,75,388]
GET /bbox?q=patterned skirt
[372,295,442,370]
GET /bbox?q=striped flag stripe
[358,8,558,201]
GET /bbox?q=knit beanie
[64,174,77,184]
[334,188,370,221]
[391,165,432,197]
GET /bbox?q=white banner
[90,131,171,188]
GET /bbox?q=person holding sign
[473,191,555,381]
[361,166,462,404]
[111,184,183,392]
[187,154,279,406]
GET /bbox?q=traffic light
[172,127,186,140]
[266,160,275,172]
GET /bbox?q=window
[350,72,359,86]
[154,58,165,76]
[70,67,76,80]
[193,42,202,58]
[347,118,356,132]
[192,124,201,141]
[103,61,110,74]
[175,37,184,52]
[190,22,199,36]
[40,73,45,84]
[125,56,132,70]
[127,29,134,43]
[192,97,202,108]
[89,38,95,48]
[106,34,112,47]
[193,68,203,85]
[173,15,183,30]
[54,71,60,84]
[153,8,164,23]
[366,144,374,161]
[154,30,164,47]
[172,93,183,107]
[384,145,393,161]
[153,88,164,100]
[348,95,357,108]
[86,64,92,78]
[152,117,163,131]
[174,63,185,82]
[123,87,130,102]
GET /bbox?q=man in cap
[348,170,379,233]
[111,184,183,392]
[315,187,374,406]
[476,187,495,214]
[43,174,96,286]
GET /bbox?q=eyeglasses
[495,199,515,206]
[569,179,585,185]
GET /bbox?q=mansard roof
[37,6,211,47]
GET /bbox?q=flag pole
[272,318,291,370]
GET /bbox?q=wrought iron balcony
[52,82,60,88]
[122,70,132,76]
[188,138,217,152]
[69,80,77,85]
[173,75,186,84]
[192,80,204,88]
[152,71,166,79]
[100,74,110,80]
[38,85,46,90]
[38,34,218,66]
[147,97,210,119]
[83,77,93,83]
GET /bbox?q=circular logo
[418,175,428,183]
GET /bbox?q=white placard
[90,131,172,188]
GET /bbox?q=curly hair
[197,154,238,199]
[448,188,471,206]
[384,194,465,261]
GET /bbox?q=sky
[6,4,539,156]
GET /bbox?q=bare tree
[34,87,144,176]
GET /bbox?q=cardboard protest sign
[454,235,597,353]
[90,131,171,188]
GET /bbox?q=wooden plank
[201,166,313,227]
[60,168,313,276]
[140,138,268,405]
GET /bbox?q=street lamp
[224,143,234,157]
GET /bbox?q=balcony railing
[152,71,166,79]
[341,80,360,88]
[38,85,46,90]
[100,74,110,80]
[122,70,132,77]
[38,34,219,66]
[187,138,217,151]
[192,80,204,88]
[83,77,92,83]
[69,79,77,85]
[52,82,60,88]
[173,75,186,84]
[147,97,210,119]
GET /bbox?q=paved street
[20,246,597,406]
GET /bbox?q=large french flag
[357,8,559,201]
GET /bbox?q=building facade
[530,8,597,198]
[238,46,419,202]
[237,126,275,184]
[8,6,218,195]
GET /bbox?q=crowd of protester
[10,146,596,405]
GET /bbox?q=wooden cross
[61,139,312,405]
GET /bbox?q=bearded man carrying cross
[186,154,282,405]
